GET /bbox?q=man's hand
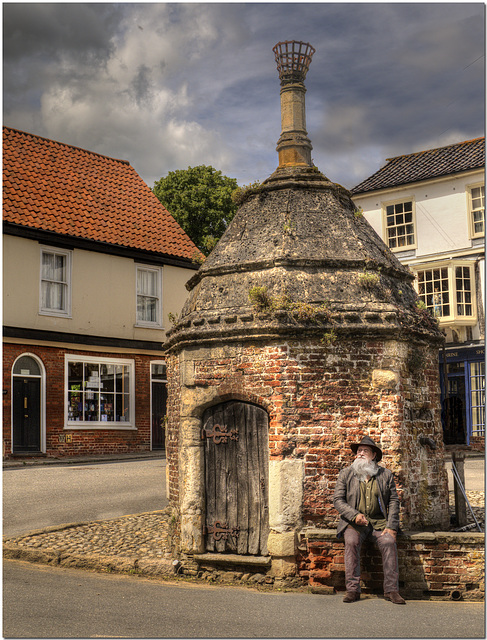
[355,513,368,526]
[381,528,397,540]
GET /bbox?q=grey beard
[352,457,379,481]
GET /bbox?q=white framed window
[467,183,485,238]
[136,265,163,327]
[383,199,416,251]
[413,260,477,324]
[39,246,72,316]
[65,355,135,429]
[470,361,485,436]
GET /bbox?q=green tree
[153,165,238,255]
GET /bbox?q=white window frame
[135,264,163,328]
[470,361,485,436]
[39,246,72,317]
[412,260,477,326]
[382,198,417,252]
[64,354,136,430]
[467,182,485,239]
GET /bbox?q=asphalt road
[3,458,167,537]
[3,456,483,538]
[4,560,485,639]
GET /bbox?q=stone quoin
[163,40,451,584]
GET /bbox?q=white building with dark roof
[351,138,485,450]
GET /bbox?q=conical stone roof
[164,165,443,352]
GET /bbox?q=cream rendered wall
[163,264,192,325]
[4,235,193,343]
[353,169,484,258]
[3,235,40,326]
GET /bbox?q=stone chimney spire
[273,40,315,168]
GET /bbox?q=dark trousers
[343,525,399,593]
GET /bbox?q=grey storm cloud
[3,2,485,190]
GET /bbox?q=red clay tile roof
[3,126,200,261]
[351,137,485,195]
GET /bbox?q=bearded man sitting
[333,436,406,604]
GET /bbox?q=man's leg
[343,526,366,596]
[372,530,405,603]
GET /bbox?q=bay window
[414,261,476,324]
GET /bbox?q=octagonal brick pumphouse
[163,41,450,577]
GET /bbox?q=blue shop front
[440,343,485,449]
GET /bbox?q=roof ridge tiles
[3,126,200,262]
[3,126,131,166]
[385,137,485,163]
[351,136,485,195]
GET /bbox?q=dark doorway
[151,363,167,450]
[13,377,41,453]
[202,401,269,556]
[443,362,467,445]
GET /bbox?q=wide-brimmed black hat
[350,436,382,462]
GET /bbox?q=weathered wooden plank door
[202,401,269,555]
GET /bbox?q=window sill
[389,247,417,257]
[39,310,72,319]
[438,317,478,327]
[65,424,137,431]
[134,323,164,330]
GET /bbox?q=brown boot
[343,591,360,603]
[384,591,406,604]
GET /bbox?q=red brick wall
[470,435,485,452]
[3,342,155,457]
[166,353,180,505]
[299,529,485,600]
[167,336,449,532]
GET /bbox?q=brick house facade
[3,127,200,458]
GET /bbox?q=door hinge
[201,423,238,444]
[204,521,240,541]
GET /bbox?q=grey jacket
[333,465,400,537]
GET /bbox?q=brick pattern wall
[299,529,485,600]
[470,435,485,452]
[167,336,449,532]
[166,353,180,505]
[3,342,154,457]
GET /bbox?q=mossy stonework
[163,42,452,582]
[164,166,449,565]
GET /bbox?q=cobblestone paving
[5,511,172,559]
[449,490,485,530]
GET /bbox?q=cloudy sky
[3,2,485,190]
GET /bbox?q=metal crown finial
[273,40,315,83]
